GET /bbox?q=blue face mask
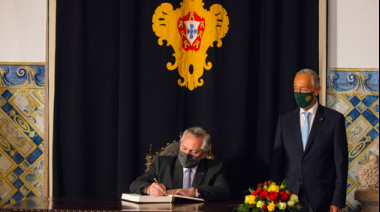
[294,91,314,108]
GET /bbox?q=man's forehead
[182,140,202,147]
[183,133,204,141]
[295,74,312,81]
[294,75,313,85]
[182,136,203,148]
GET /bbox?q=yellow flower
[247,195,257,205]
[256,201,265,208]
[287,200,295,207]
[278,202,287,210]
[267,202,276,211]
[268,184,280,193]
[290,194,299,203]
[244,195,250,204]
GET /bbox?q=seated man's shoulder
[204,159,225,170]
[155,155,177,163]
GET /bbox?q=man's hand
[166,188,194,197]
[146,183,166,197]
[166,189,178,195]
[330,205,340,212]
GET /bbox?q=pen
[154,178,167,196]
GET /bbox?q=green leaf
[281,179,288,186]
[254,196,259,201]
[252,208,261,212]
[233,203,254,212]
[287,204,304,212]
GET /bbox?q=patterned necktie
[183,168,192,189]
[302,111,310,151]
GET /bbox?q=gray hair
[296,69,320,88]
[180,126,211,152]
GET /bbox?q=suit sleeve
[331,114,349,208]
[196,162,231,202]
[129,157,159,194]
[271,116,285,183]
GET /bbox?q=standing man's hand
[330,205,340,212]
[147,183,166,196]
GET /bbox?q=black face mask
[178,150,200,168]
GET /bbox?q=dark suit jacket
[130,156,231,202]
[271,105,348,211]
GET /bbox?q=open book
[121,200,173,211]
[121,193,204,203]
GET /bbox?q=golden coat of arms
[152,0,229,90]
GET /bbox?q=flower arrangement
[234,180,303,212]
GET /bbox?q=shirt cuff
[195,188,201,197]
[141,186,147,194]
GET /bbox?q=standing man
[130,126,230,202]
[271,69,348,212]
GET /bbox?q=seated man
[130,126,230,202]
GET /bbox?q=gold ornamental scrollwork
[152,0,229,90]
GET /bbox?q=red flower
[289,190,294,194]
[279,191,290,201]
[258,183,264,188]
[262,205,268,211]
[269,192,279,201]
[252,188,263,196]
[260,190,269,199]
[264,181,269,186]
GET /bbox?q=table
[2,196,242,212]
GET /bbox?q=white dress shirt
[300,100,319,133]
[142,165,199,195]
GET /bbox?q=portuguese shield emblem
[152,0,229,90]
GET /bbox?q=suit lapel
[292,108,304,153]
[173,159,184,189]
[192,160,206,188]
[304,106,325,153]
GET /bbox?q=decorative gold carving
[152,0,229,90]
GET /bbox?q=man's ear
[201,151,208,159]
[314,86,321,96]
